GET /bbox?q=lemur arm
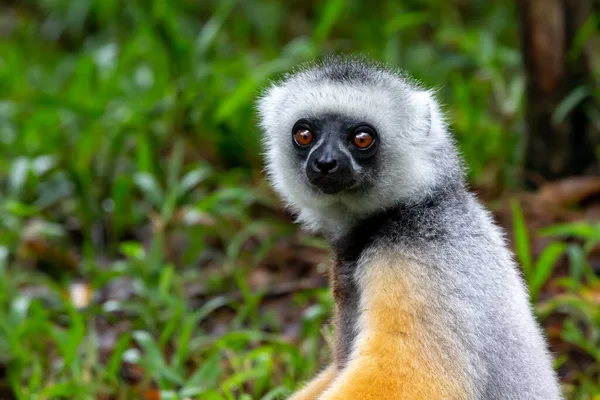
[318,260,472,400]
[317,334,460,400]
[316,341,456,400]
[288,365,336,400]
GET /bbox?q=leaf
[51,307,85,366]
[511,200,532,280]
[180,352,222,396]
[539,222,600,240]
[134,172,164,209]
[261,387,291,400]
[195,0,238,56]
[31,155,57,176]
[530,242,565,302]
[0,246,7,274]
[198,391,227,400]
[215,59,292,123]
[552,86,589,127]
[385,12,429,34]
[8,157,29,198]
[136,132,154,173]
[107,334,132,383]
[566,244,586,290]
[119,241,146,260]
[214,76,260,123]
[158,265,174,298]
[166,140,185,188]
[27,360,43,395]
[568,13,599,62]
[177,166,212,200]
[171,315,198,372]
[221,368,265,395]
[111,175,133,234]
[133,330,184,386]
[41,381,82,398]
[313,0,345,44]
[133,331,166,370]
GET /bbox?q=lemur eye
[294,129,314,146]
[352,132,373,149]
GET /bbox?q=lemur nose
[314,159,338,174]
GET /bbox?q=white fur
[257,66,451,237]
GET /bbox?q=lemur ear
[410,90,433,137]
[412,90,445,140]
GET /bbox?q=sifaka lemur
[256,56,562,400]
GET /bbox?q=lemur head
[257,56,463,236]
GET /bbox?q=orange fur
[319,257,473,400]
[289,365,336,400]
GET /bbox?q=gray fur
[330,255,360,367]
[257,56,562,399]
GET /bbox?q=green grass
[0,0,599,398]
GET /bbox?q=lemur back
[257,57,562,399]
[330,183,560,399]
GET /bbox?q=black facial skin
[291,114,379,195]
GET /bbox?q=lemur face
[258,58,449,231]
[290,114,379,195]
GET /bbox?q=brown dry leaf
[120,362,145,385]
[119,363,162,399]
[19,238,79,280]
[535,176,600,207]
[143,389,161,400]
[493,176,600,263]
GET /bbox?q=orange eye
[294,129,313,146]
[352,132,373,149]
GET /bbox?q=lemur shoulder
[257,57,562,400]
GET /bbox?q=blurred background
[0,0,599,399]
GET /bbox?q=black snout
[314,158,338,175]
[306,143,355,194]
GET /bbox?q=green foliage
[511,207,600,397]
[0,0,598,398]
[511,200,567,302]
